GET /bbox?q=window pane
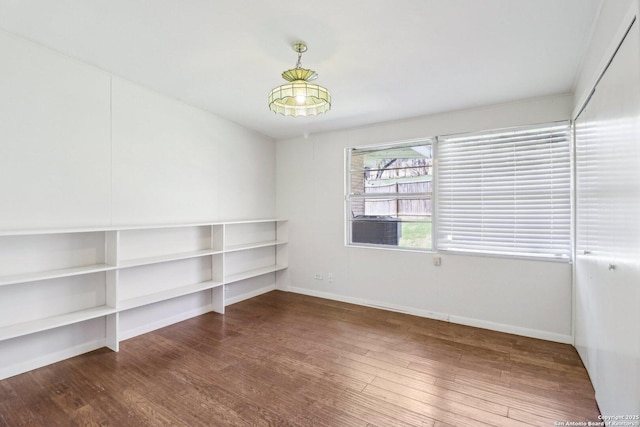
[350,217,432,250]
[347,140,433,251]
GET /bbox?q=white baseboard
[225,284,276,306]
[288,287,449,321]
[0,338,106,380]
[288,287,572,344]
[448,314,573,344]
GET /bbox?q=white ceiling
[0,0,601,140]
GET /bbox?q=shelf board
[222,219,286,226]
[0,305,116,342]
[0,264,117,287]
[118,249,222,269]
[118,280,224,311]
[223,240,287,253]
[224,264,287,284]
[0,219,286,236]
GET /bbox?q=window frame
[345,138,435,252]
[344,122,573,262]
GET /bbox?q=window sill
[345,243,572,263]
[346,243,434,254]
[437,249,572,264]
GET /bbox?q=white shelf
[221,218,287,226]
[223,240,287,253]
[118,249,222,269]
[0,219,286,236]
[224,264,287,284]
[0,218,287,380]
[0,264,117,287]
[118,280,224,311]
[0,305,116,342]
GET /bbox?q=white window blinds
[436,122,571,260]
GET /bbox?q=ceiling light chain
[268,42,331,117]
[293,43,307,68]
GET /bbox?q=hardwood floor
[0,291,600,426]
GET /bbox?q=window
[436,122,571,260]
[346,140,433,250]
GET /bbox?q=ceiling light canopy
[268,42,331,117]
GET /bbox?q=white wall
[277,94,574,343]
[0,30,112,229]
[0,29,276,303]
[573,0,640,416]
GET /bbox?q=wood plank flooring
[0,291,600,426]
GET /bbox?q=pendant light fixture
[268,42,331,117]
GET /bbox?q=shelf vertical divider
[211,283,225,314]
[276,220,289,291]
[105,230,119,351]
[212,224,224,253]
[211,254,225,314]
[211,224,225,314]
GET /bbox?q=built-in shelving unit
[0,219,287,380]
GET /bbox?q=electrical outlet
[433,256,441,266]
[328,273,334,283]
[314,273,323,280]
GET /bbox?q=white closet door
[575,19,640,415]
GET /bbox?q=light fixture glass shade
[268,76,331,117]
[268,42,331,117]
